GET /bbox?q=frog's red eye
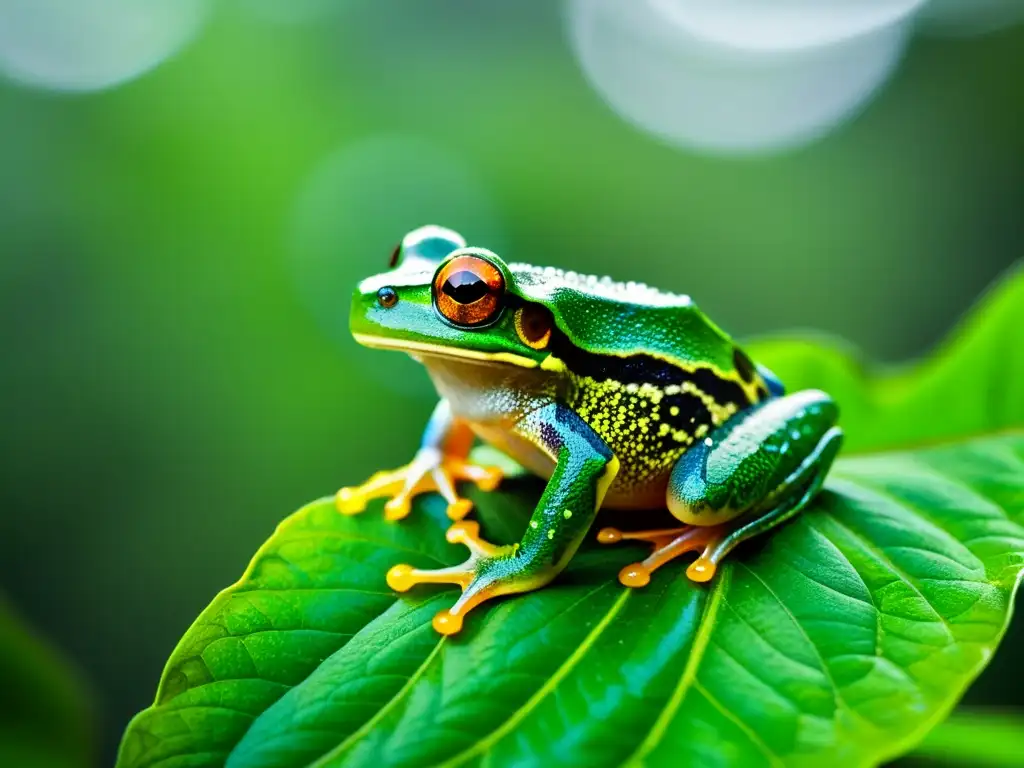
[434,255,505,327]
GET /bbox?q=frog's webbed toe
[387,520,526,635]
[336,448,503,522]
[598,524,727,587]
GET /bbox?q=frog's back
[510,264,771,508]
[510,264,738,372]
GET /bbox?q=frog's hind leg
[600,390,842,586]
[336,399,503,522]
[693,424,842,581]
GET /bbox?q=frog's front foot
[597,524,728,587]
[336,448,503,522]
[387,520,550,635]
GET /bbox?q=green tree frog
[338,226,842,635]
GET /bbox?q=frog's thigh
[602,391,841,587]
[698,421,842,579]
[667,389,840,526]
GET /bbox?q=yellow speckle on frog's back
[560,346,761,500]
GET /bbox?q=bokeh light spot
[0,0,209,93]
[567,0,911,154]
[288,135,504,397]
[650,0,927,51]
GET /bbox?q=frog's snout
[349,277,408,344]
[349,282,378,340]
[349,272,442,350]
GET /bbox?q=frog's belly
[470,424,554,480]
[470,423,670,512]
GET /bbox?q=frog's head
[351,226,559,370]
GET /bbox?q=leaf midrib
[308,632,448,768]
[622,566,730,766]
[441,584,631,768]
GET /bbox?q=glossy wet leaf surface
[118,267,1024,768]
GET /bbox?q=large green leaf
[747,264,1024,454]
[118,267,1024,768]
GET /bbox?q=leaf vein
[621,566,730,766]
[443,583,630,767]
[692,679,784,768]
[822,512,958,643]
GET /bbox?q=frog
[337,225,843,635]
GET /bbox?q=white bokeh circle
[650,0,927,51]
[567,0,911,154]
[0,0,209,93]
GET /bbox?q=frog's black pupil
[442,270,488,304]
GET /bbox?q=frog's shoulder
[508,263,737,371]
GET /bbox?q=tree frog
[338,225,843,635]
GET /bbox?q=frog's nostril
[377,287,398,309]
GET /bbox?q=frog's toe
[434,458,504,506]
[334,487,366,515]
[386,562,473,592]
[445,520,503,558]
[453,461,503,492]
[335,469,405,515]
[686,556,718,583]
[617,563,653,588]
[336,449,503,522]
[597,526,683,548]
[384,495,414,522]
[429,581,504,636]
[601,524,726,588]
[426,565,541,636]
[435,459,503,519]
[384,520,545,635]
[428,465,476,521]
[383,555,501,636]
[445,499,475,521]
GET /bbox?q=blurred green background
[1,2,1022,765]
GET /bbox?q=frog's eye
[515,304,553,350]
[434,255,505,327]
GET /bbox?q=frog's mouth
[353,333,540,369]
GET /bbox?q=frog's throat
[353,332,563,371]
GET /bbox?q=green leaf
[119,267,1024,768]
[747,264,1024,454]
[0,598,95,768]
[908,710,1024,767]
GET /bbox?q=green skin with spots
[348,225,843,617]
